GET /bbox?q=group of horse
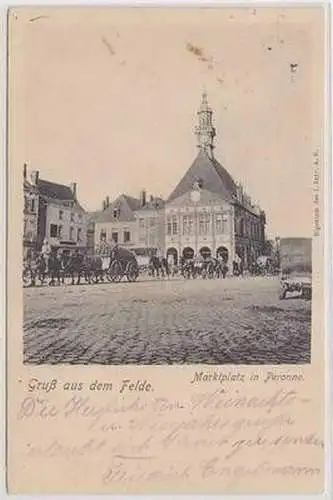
[23,247,274,287]
[23,251,109,287]
[178,257,229,280]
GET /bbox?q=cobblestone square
[23,276,311,365]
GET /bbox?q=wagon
[108,245,139,282]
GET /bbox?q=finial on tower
[195,91,216,158]
[200,87,210,111]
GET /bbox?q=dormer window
[113,208,120,219]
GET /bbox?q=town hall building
[89,92,266,270]
[164,92,266,269]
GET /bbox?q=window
[30,198,36,212]
[138,218,145,242]
[199,213,210,235]
[69,226,74,241]
[111,232,118,243]
[59,210,63,220]
[58,225,63,239]
[70,212,75,222]
[172,215,178,235]
[167,215,179,236]
[183,215,189,235]
[183,215,194,235]
[113,208,120,219]
[100,229,106,241]
[216,215,223,234]
[77,228,82,242]
[167,217,172,236]
[149,217,156,228]
[239,219,245,236]
[50,224,58,238]
[222,214,228,233]
[124,231,131,243]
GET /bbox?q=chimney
[23,163,27,180]
[150,195,154,202]
[70,182,77,199]
[30,170,39,186]
[140,189,146,207]
[106,196,110,208]
[102,200,106,211]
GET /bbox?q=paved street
[23,276,311,365]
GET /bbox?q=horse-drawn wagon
[279,238,312,300]
[22,244,140,287]
[107,245,139,282]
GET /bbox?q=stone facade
[88,93,266,268]
[23,164,40,258]
[164,92,266,268]
[165,189,233,265]
[23,164,88,254]
[92,192,165,256]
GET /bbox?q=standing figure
[41,239,52,273]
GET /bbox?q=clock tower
[194,91,216,159]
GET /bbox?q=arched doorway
[166,247,178,265]
[216,246,229,263]
[199,247,211,259]
[182,247,194,260]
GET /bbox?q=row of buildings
[23,93,267,267]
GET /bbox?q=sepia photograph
[6,6,328,496]
[18,7,317,366]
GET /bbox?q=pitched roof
[38,179,75,201]
[168,149,237,202]
[122,194,141,212]
[137,197,165,211]
[93,194,140,223]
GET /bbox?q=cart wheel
[126,262,139,282]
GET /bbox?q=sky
[10,6,324,239]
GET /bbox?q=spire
[195,91,216,158]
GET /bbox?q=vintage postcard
[6,4,330,495]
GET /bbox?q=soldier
[41,239,52,273]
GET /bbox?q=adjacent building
[23,165,88,254]
[23,164,40,258]
[93,191,165,256]
[164,92,266,268]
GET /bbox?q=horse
[233,260,244,277]
[216,259,228,279]
[64,252,85,285]
[182,258,195,279]
[160,257,170,278]
[85,254,104,283]
[48,252,63,286]
[201,257,215,279]
[149,256,162,278]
